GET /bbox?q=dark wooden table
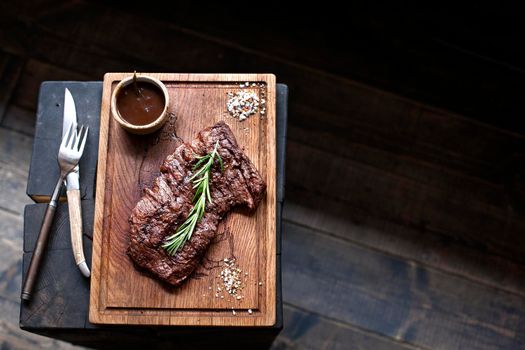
[20,81,288,349]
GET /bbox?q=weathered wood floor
[1,2,525,349]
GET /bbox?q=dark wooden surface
[106,3,525,134]
[1,1,525,349]
[27,82,101,202]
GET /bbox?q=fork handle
[21,203,57,301]
[21,176,64,301]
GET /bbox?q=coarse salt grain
[226,90,260,122]
[220,258,244,298]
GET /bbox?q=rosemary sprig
[163,141,223,255]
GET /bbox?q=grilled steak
[127,121,266,286]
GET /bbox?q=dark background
[1,2,525,349]
[112,2,525,133]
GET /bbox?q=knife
[63,88,90,277]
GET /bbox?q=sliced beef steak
[127,121,266,286]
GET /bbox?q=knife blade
[63,88,90,277]
[63,89,79,188]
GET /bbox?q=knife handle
[67,189,90,277]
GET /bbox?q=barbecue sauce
[116,82,165,125]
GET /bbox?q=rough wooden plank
[10,59,89,110]
[21,208,92,331]
[12,2,525,135]
[0,128,32,316]
[17,0,525,150]
[5,0,523,180]
[282,220,525,350]
[20,250,92,330]
[0,52,23,122]
[0,0,72,21]
[275,84,288,204]
[286,104,525,264]
[272,304,418,350]
[30,5,233,72]
[286,140,525,263]
[0,209,23,251]
[26,82,101,202]
[1,104,35,136]
[0,18,151,78]
[14,6,517,198]
[0,164,31,215]
[12,5,523,189]
[32,327,277,350]
[9,0,518,214]
[0,210,23,302]
[23,201,94,253]
[0,127,33,173]
[286,91,523,184]
[284,192,525,298]
[12,16,522,243]
[1,169,79,350]
[88,3,525,134]
[0,256,22,303]
[0,6,227,78]
[0,212,22,310]
[0,297,81,349]
[288,102,525,189]
[287,121,507,208]
[3,1,525,160]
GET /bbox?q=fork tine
[78,126,89,156]
[61,122,74,148]
[73,125,85,151]
[66,123,77,149]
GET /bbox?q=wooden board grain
[90,73,276,326]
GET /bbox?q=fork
[21,123,89,301]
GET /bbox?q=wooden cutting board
[89,73,276,326]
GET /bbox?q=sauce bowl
[111,74,170,135]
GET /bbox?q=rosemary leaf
[163,141,223,255]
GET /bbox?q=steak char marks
[128,121,266,286]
